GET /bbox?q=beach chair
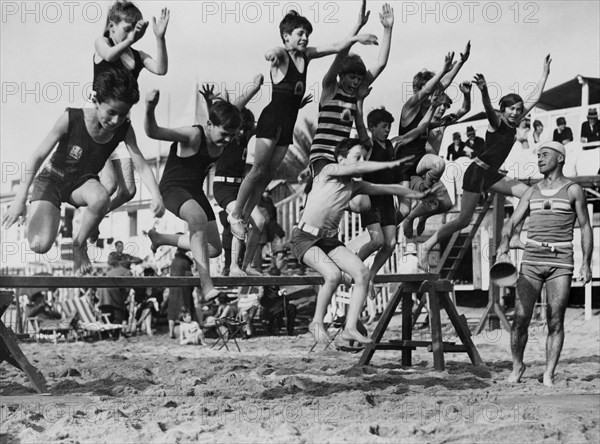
[212,317,245,351]
[71,296,122,340]
[26,314,77,344]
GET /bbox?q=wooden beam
[0,274,439,289]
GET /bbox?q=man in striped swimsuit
[497,141,593,387]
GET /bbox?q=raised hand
[356,83,372,100]
[199,84,220,103]
[442,51,456,73]
[459,80,472,94]
[128,20,148,44]
[152,8,170,39]
[299,94,313,109]
[146,89,160,108]
[460,40,471,63]
[1,200,26,229]
[253,73,265,88]
[472,73,487,91]
[379,3,394,29]
[356,33,379,46]
[543,53,552,75]
[357,0,370,28]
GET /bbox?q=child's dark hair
[413,69,435,91]
[279,10,313,43]
[533,120,543,130]
[142,267,156,276]
[499,93,524,112]
[367,107,394,129]
[240,108,256,134]
[94,68,140,105]
[104,1,143,38]
[334,138,366,160]
[209,101,241,132]
[339,54,367,77]
[179,306,191,321]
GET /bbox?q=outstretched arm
[439,41,470,90]
[141,8,170,75]
[570,184,593,283]
[144,90,200,144]
[520,54,552,120]
[234,74,264,111]
[402,52,455,119]
[454,81,472,119]
[328,156,409,178]
[305,33,378,61]
[355,84,372,149]
[1,112,68,229]
[356,181,430,199]
[473,73,501,130]
[391,103,435,148]
[366,3,394,85]
[94,20,148,62]
[497,187,534,257]
[124,127,165,218]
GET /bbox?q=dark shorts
[30,172,100,209]
[160,186,215,221]
[266,220,285,241]
[213,183,240,210]
[520,262,573,282]
[255,103,299,146]
[394,155,422,183]
[291,227,345,262]
[361,195,396,228]
[462,162,505,194]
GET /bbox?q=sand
[1,307,599,444]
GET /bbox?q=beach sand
[1,307,599,443]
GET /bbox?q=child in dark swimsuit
[93,1,169,226]
[419,55,552,271]
[228,7,378,240]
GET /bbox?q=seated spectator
[179,306,206,345]
[464,126,485,156]
[259,269,297,336]
[134,267,163,335]
[26,291,61,321]
[446,132,468,160]
[553,117,573,144]
[581,108,600,143]
[236,291,260,338]
[97,254,131,330]
[527,119,547,153]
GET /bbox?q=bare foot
[416,216,428,237]
[542,372,555,387]
[402,219,415,239]
[509,237,526,250]
[73,243,92,275]
[341,328,372,344]
[507,363,526,383]
[244,266,263,276]
[230,266,247,277]
[147,229,161,254]
[309,321,332,345]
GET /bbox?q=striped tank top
[522,181,576,269]
[309,89,357,164]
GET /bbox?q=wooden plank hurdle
[0,273,483,382]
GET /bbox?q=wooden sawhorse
[0,291,48,393]
[359,280,484,371]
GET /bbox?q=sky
[1,0,599,193]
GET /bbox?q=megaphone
[490,257,518,287]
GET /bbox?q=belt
[473,158,491,170]
[214,176,242,184]
[297,222,339,238]
[525,238,572,252]
[45,164,65,178]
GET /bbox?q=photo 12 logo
[2,2,104,24]
[399,1,540,24]
[200,1,340,24]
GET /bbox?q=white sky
[1,0,599,193]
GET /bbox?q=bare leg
[507,274,543,383]
[302,246,343,345]
[168,320,176,338]
[356,224,384,262]
[403,185,453,238]
[106,158,137,213]
[366,225,397,295]
[147,223,221,258]
[70,180,111,275]
[419,190,480,271]
[543,275,571,387]
[229,236,247,277]
[241,206,267,275]
[330,246,372,344]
